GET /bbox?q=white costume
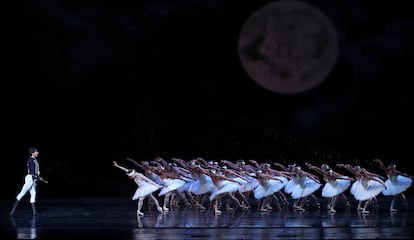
[159,178,186,196]
[382,175,412,196]
[254,175,287,200]
[290,176,321,200]
[189,172,214,195]
[128,170,161,200]
[351,177,385,201]
[322,178,352,198]
[209,179,242,201]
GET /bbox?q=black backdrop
[2,0,413,199]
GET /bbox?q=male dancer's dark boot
[10,199,19,216]
[31,203,38,216]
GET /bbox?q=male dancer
[10,147,46,216]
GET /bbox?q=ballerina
[152,163,187,212]
[338,164,386,214]
[373,159,413,212]
[113,161,164,216]
[306,163,353,212]
[214,164,252,210]
[274,162,297,198]
[173,158,215,210]
[221,159,258,206]
[288,164,321,211]
[203,167,246,215]
[250,160,289,211]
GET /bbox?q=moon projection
[238,0,338,94]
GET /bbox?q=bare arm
[373,159,387,171]
[305,163,324,176]
[364,170,386,180]
[138,172,163,187]
[196,158,211,168]
[223,168,251,182]
[174,166,191,175]
[369,176,386,188]
[300,170,320,183]
[113,161,130,173]
[126,157,145,169]
[267,168,291,179]
[254,172,283,183]
[396,170,414,179]
[155,157,168,165]
[172,158,190,169]
[336,164,356,175]
[215,173,243,184]
[273,162,288,171]
[221,160,240,170]
[332,171,354,181]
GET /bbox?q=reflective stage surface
[1,197,413,239]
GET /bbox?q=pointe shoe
[162,206,169,212]
[157,207,164,213]
[390,208,398,212]
[137,211,144,216]
[265,204,273,210]
[215,210,222,215]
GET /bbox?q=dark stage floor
[1,197,413,240]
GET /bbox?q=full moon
[238,0,338,94]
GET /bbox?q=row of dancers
[113,157,413,216]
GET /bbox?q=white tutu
[159,178,186,196]
[269,176,288,193]
[351,179,385,201]
[209,180,242,201]
[126,171,162,200]
[254,180,273,199]
[284,178,297,194]
[382,175,412,196]
[246,176,260,191]
[189,173,214,195]
[131,179,161,200]
[177,176,194,193]
[290,177,321,199]
[322,179,351,198]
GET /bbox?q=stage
[1,197,413,240]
